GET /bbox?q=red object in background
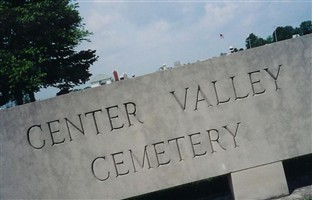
[113,70,119,81]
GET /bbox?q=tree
[244,20,311,52]
[265,35,273,44]
[0,0,98,106]
[272,26,295,42]
[245,33,267,49]
[299,20,312,35]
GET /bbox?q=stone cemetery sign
[0,35,311,199]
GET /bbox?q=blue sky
[36,0,311,99]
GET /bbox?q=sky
[36,0,311,100]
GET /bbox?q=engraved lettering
[111,151,130,177]
[170,87,189,111]
[248,70,266,96]
[212,80,230,105]
[124,102,144,127]
[152,141,171,167]
[65,114,85,142]
[106,105,124,131]
[47,120,65,146]
[85,109,102,135]
[168,136,185,162]
[91,156,110,181]
[223,122,241,148]
[188,132,207,158]
[27,125,45,149]
[230,76,249,100]
[207,129,226,153]
[194,85,213,110]
[264,64,282,91]
[88,121,246,181]
[129,145,152,173]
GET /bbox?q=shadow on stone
[283,154,312,193]
[125,175,233,200]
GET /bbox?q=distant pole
[273,26,278,42]
[247,39,252,49]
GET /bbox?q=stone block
[0,35,311,199]
[230,161,289,200]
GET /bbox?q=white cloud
[77,1,312,77]
[86,12,119,32]
[38,1,311,99]
[203,3,238,26]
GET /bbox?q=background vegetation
[245,21,311,49]
[0,0,98,106]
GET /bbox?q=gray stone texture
[231,161,289,200]
[273,185,312,200]
[0,35,311,199]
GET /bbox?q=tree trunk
[28,91,36,102]
[15,91,23,105]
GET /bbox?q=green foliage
[304,196,312,200]
[0,0,98,105]
[300,20,312,35]
[245,20,312,50]
[265,35,273,44]
[272,26,295,42]
[245,33,267,49]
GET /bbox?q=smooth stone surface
[230,161,289,200]
[1,35,311,199]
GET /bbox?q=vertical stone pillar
[230,161,289,200]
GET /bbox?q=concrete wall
[0,35,311,199]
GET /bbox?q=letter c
[27,125,45,149]
[91,156,110,181]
